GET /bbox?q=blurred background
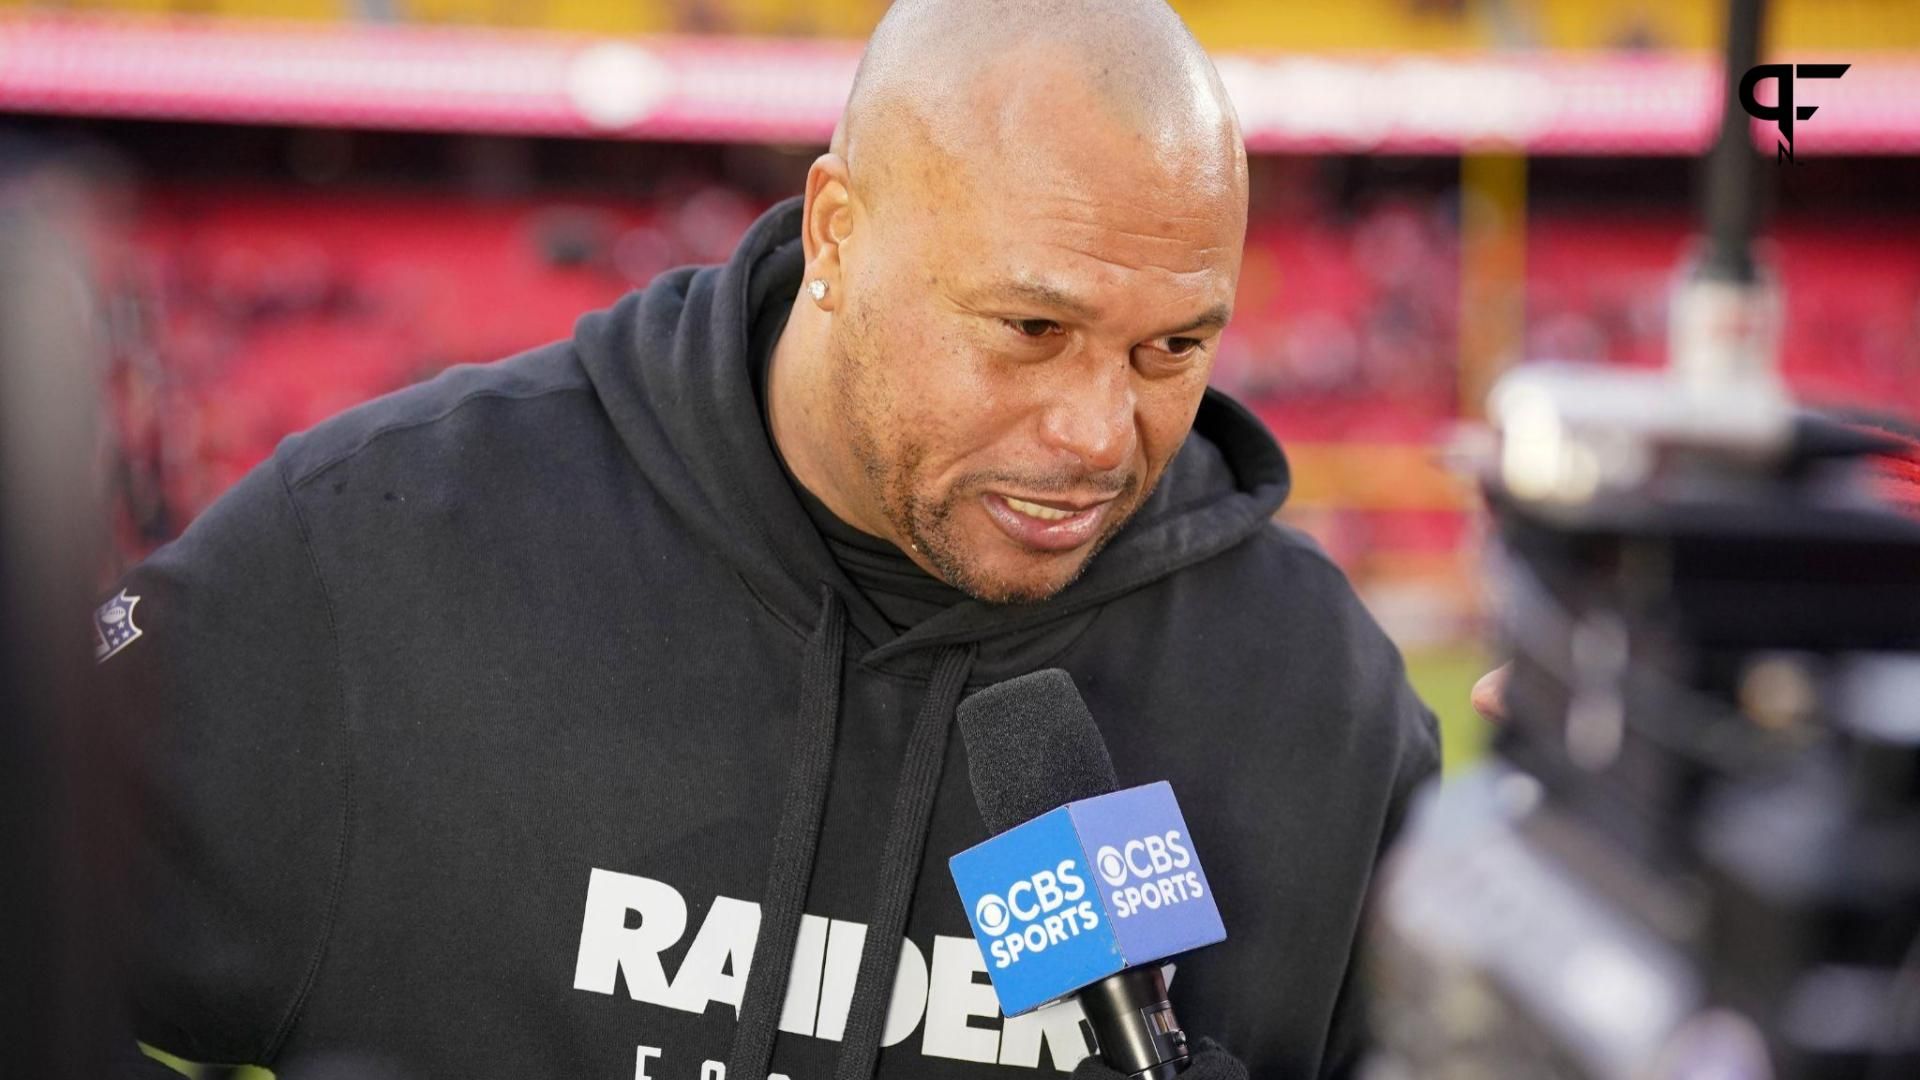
[4,0,1918,865]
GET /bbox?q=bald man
[106,2,1438,1078]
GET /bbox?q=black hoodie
[112,199,1439,1080]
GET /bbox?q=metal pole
[1700,0,1767,284]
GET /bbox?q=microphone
[949,670,1226,1080]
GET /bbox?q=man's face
[828,112,1246,604]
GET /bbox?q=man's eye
[1159,336,1205,356]
[1005,318,1062,339]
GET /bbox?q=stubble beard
[827,309,1147,606]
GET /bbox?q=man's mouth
[980,492,1117,553]
[1003,496,1079,522]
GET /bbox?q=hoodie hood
[574,197,1292,678]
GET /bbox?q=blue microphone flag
[948,781,1226,1016]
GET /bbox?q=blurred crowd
[25,137,1903,649]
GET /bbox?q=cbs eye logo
[1094,832,1192,887]
[975,893,1012,936]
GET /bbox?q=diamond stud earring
[807,279,828,302]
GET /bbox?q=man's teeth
[1005,497,1075,522]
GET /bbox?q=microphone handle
[1078,964,1191,1079]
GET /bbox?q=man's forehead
[957,259,1237,335]
[967,71,1240,212]
[983,278,1104,321]
[941,184,1245,293]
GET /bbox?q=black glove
[1071,1038,1249,1080]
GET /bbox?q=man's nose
[1037,356,1134,474]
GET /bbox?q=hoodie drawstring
[725,590,977,1080]
[727,587,847,1080]
[832,643,974,1080]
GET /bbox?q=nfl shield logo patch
[94,589,143,662]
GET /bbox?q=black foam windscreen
[956,669,1119,836]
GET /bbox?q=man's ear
[802,153,854,309]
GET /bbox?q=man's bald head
[769,0,1250,604]
[832,0,1245,213]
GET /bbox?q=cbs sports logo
[1092,830,1204,919]
[972,859,1102,970]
